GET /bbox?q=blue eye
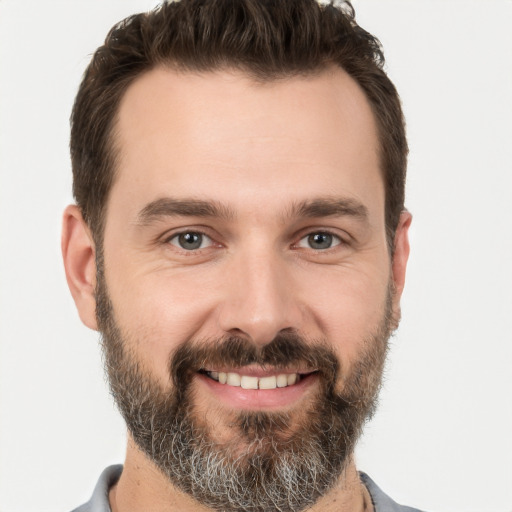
[169,232,212,250]
[298,232,341,250]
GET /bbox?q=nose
[217,247,304,346]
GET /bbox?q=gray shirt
[72,465,425,512]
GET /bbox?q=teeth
[287,373,297,386]
[227,372,241,386]
[241,375,259,390]
[259,375,277,389]
[207,371,301,389]
[276,374,288,388]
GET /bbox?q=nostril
[217,285,304,347]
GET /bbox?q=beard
[96,267,394,512]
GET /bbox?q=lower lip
[196,373,319,411]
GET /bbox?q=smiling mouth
[199,369,317,390]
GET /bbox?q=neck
[110,436,373,512]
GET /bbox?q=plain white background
[1,1,511,511]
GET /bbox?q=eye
[297,232,341,250]
[168,231,212,251]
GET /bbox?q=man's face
[89,67,409,510]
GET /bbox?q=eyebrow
[135,196,369,225]
[136,197,235,225]
[290,197,369,222]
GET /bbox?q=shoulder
[70,465,123,512]
[360,472,426,512]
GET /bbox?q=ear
[390,210,412,325]
[61,205,98,330]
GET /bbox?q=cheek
[301,263,391,362]
[105,267,221,385]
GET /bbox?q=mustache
[170,331,339,390]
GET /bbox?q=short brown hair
[70,0,407,248]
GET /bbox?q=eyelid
[161,225,214,242]
[293,227,350,247]
[159,226,350,253]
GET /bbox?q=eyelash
[294,231,343,251]
[164,230,216,252]
[163,229,347,253]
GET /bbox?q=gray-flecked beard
[96,267,393,512]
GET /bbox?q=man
[62,0,419,510]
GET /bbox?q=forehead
[110,66,383,222]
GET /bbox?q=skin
[62,66,411,512]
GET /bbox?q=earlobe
[61,205,98,330]
[391,210,412,325]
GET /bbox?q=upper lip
[200,365,317,378]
